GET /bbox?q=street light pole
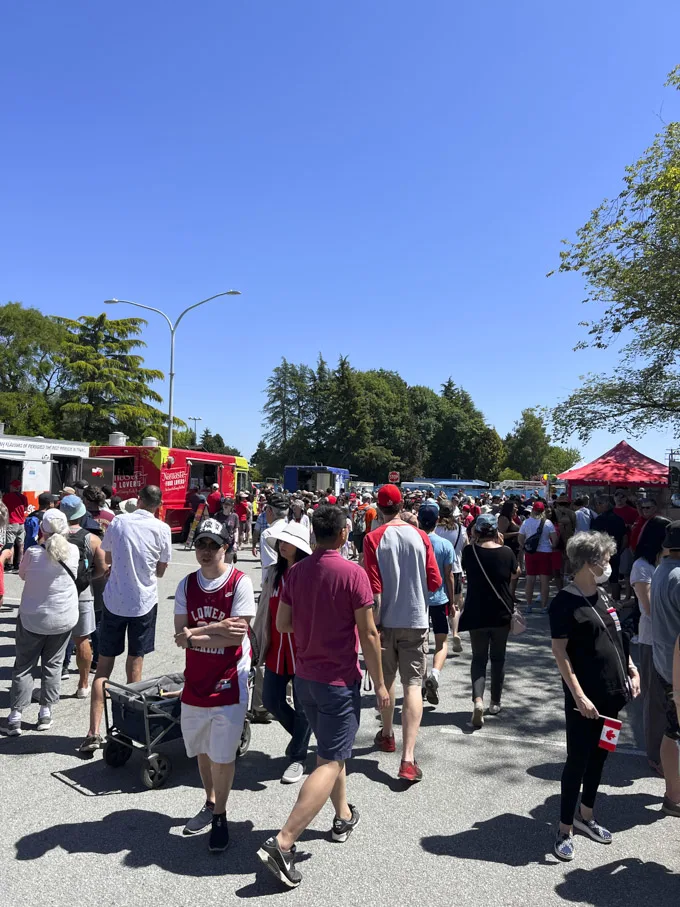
[187,416,202,439]
[104,291,241,447]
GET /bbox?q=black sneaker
[331,804,361,843]
[424,674,439,705]
[208,813,229,852]
[257,836,302,888]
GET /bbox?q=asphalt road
[1,547,678,906]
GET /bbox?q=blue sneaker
[554,830,575,861]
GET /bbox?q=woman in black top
[550,531,640,863]
[498,500,521,601]
[460,513,520,729]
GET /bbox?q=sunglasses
[195,539,221,551]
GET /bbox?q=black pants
[468,626,510,702]
[560,697,618,825]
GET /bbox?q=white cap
[41,509,68,535]
[120,498,138,513]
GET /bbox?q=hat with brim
[120,498,138,513]
[194,518,229,546]
[265,520,312,556]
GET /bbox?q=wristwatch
[187,637,194,649]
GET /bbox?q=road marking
[440,727,645,757]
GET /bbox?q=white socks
[431,668,440,681]
[38,706,51,719]
[8,709,21,722]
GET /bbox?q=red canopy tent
[558,441,668,487]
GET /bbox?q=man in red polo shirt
[3,479,28,570]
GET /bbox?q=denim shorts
[98,604,158,658]
[294,677,361,761]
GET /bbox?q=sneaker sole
[183,821,213,836]
[398,770,423,783]
[662,802,680,818]
[471,710,484,729]
[331,812,361,843]
[37,723,52,731]
[553,844,575,861]
[281,774,304,785]
[573,818,612,843]
[257,848,300,888]
[424,680,439,705]
[208,841,230,853]
[5,728,22,737]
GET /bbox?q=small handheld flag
[598,716,622,752]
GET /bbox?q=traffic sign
[388,471,400,484]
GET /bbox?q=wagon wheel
[236,719,251,758]
[103,735,133,768]
[141,753,172,789]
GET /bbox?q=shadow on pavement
[420,792,666,866]
[527,754,658,789]
[555,857,680,905]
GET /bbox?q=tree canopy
[552,67,680,442]
[255,359,577,484]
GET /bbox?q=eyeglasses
[195,539,221,551]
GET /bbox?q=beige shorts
[380,627,428,688]
[181,701,248,764]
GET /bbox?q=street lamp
[187,415,202,440]
[104,290,241,447]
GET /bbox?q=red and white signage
[388,471,400,484]
[598,716,622,752]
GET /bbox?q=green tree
[552,67,680,441]
[307,355,334,461]
[498,467,523,482]
[504,409,552,478]
[172,428,197,449]
[200,428,216,452]
[544,445,581,476]
[56,314,166,443]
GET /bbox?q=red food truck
[90,434,250,539]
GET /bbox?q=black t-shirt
[591,510,626,552]
[549,586,629,710]
[459,544,517,631]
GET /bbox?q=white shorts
[181,701,248,764]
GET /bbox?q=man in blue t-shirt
[418,504,454,707]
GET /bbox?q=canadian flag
[599,716,622,752]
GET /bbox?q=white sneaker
[76,686,90,699]
[37,709,52,731]
[488,702,501,716]
[6,712,22,737]
[471,703,484,728]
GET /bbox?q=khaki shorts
[380,627,428,688]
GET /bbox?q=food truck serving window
[187,459,220,489]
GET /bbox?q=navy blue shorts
[429,604,449,635]
[98,605,158,658]
[294,677,361,761]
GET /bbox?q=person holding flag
[549,531,640,862]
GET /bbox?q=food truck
[283,465,350,496]
[0,431,109,511]
[90,434,249,538]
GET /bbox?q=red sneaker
[398,760,423,782]
[373,730,396,752]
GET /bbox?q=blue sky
[2,2,679,472]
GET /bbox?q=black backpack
[68,528,94,594]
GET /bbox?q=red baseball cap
[377,484,402,507]
[327,495,337,505]
[9,479,21,490]
[532,501,545,512]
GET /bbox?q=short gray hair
[566,531,617,573]
[268,503,288,521]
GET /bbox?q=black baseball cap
[38,492,60,509]
[663,521,680,551]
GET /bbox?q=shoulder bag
[472,543,527,635]
[523,517,546,554]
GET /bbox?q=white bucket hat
[265,520,312,556]
[41,508,69,536]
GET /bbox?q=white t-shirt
[102,510,172,617]
[631,557,655,646]
[519,517,556,554]
[18,544,80,635]
[435,524,468,573]
[174,567,256,699]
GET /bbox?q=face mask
[591,564,612,584]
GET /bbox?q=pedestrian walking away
[418,504,455,707]
[258,505,389,888]
[459,513,520,728]
[78,485,172,754]
[364,484,441,782]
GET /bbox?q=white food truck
[0,432,111,512]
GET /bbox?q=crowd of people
[1,477,680,885]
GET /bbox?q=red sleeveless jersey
[181,568,249,707]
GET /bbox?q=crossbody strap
[472,544,514,617]
[58,560,78,585]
